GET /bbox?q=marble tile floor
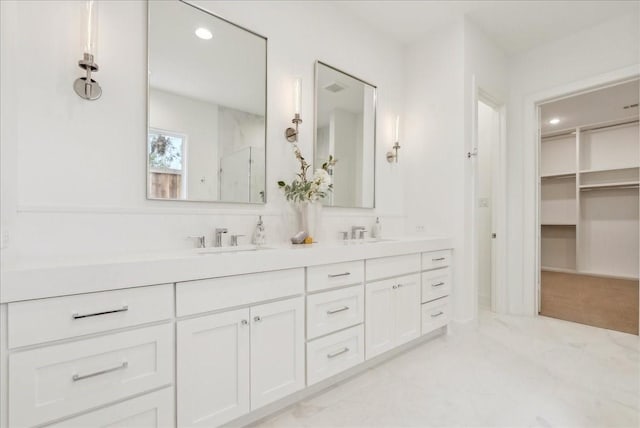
[252,310,639,428]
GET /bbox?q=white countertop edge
[0,236,452,303]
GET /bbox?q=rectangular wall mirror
[147,1,267,203]
[314,61,376,208]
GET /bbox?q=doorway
[475,99,500,310]
[536,79,639,334]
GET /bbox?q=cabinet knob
[254,316,262,322]
[241,319,248,325]
[392,285,398,289]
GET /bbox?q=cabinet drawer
[366,254,420,282]
[306,324,364,386]
[8,284,173,349]
[9,324,173,428]
[47,387,175,428]
[421,268,452,303]
[307,260,364,292]
[422,250,452,270]
[176,268,304,317]
[421,297,450,335]
[307,285,364,339]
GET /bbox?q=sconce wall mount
[73,53,102,100]
[386,141,401,163]
[285,114,302,142]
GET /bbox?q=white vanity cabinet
[4,287,174,428]
[176,270,305,427]
[365,254,421,360]
[1,239,452,428]
[421,250,453,335]
[365,274,421,359]
[305,261,366,385]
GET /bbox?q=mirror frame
[313,60,377,209]
[146,0,268,204]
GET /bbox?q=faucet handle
[358,229,367,239]
[188,235,206,248]
[230,234,245,247]
[340,231,349,240]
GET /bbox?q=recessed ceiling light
[549,118,560,125]
[195,27,213,40]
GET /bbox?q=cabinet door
[393,274,421,346]
[177,309,250,427]
[365,279,396,359]
[250,297,305,410]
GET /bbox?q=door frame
[471,79,508,317]
[522,65,640,315]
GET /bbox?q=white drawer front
[422,250,452,271]
[421,297,450,335]
[8,284,173,349]
[306,324,364,385]
[47,387,175,428]
[366,254,420,282]
[307,260,364,292]
[176,268,304,317]
[307,286,364,339]
[9,324,173,428]
[421,268,452,303]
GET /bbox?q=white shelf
[579,166,639,174]
[541,172,576,179]
[541,223,576,226]
[580,181,639,190]
[541,266,578,274]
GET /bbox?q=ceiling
[540,79,639,134]
[334,1,639,55]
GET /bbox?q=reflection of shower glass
[219,147,265,203]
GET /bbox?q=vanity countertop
[0,236,452,303]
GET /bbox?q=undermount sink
[196,245,272,255]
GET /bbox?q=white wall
[506,13,640,315]
[404,17,508,322]
[404,18,467,320]
[0,0,406,264]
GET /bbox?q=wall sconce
[386,115,401,163]
[285,77,302,142]
[73,0,102,100]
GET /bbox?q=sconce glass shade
[81,0,99,57]
[293,77,302,116]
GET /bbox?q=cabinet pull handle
[254,316,262,322]
[327,347,349,359]
[432,257,446,262]
[432,282,445,287]
[326,306,349,315]
[392,285,398,289]
[72,361,128,382]
[431,311,444,318]
[72,305,129,319]
[241,319,249,325]
[328,272,351,278]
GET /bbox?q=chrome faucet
[214,228,228,247]
[351,226,366,239]
[188,235,206,248]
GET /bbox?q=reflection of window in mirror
[148,129,187,199]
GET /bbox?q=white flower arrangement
[277,142,337,203]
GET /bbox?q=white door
[393,274,421,345]
[177,308,250,427]
[365,279,395,359]
[250,297,305,410]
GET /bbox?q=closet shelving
[540,119,639,280]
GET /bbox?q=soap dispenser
[372,217,382,239]
[252,216,266,246]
